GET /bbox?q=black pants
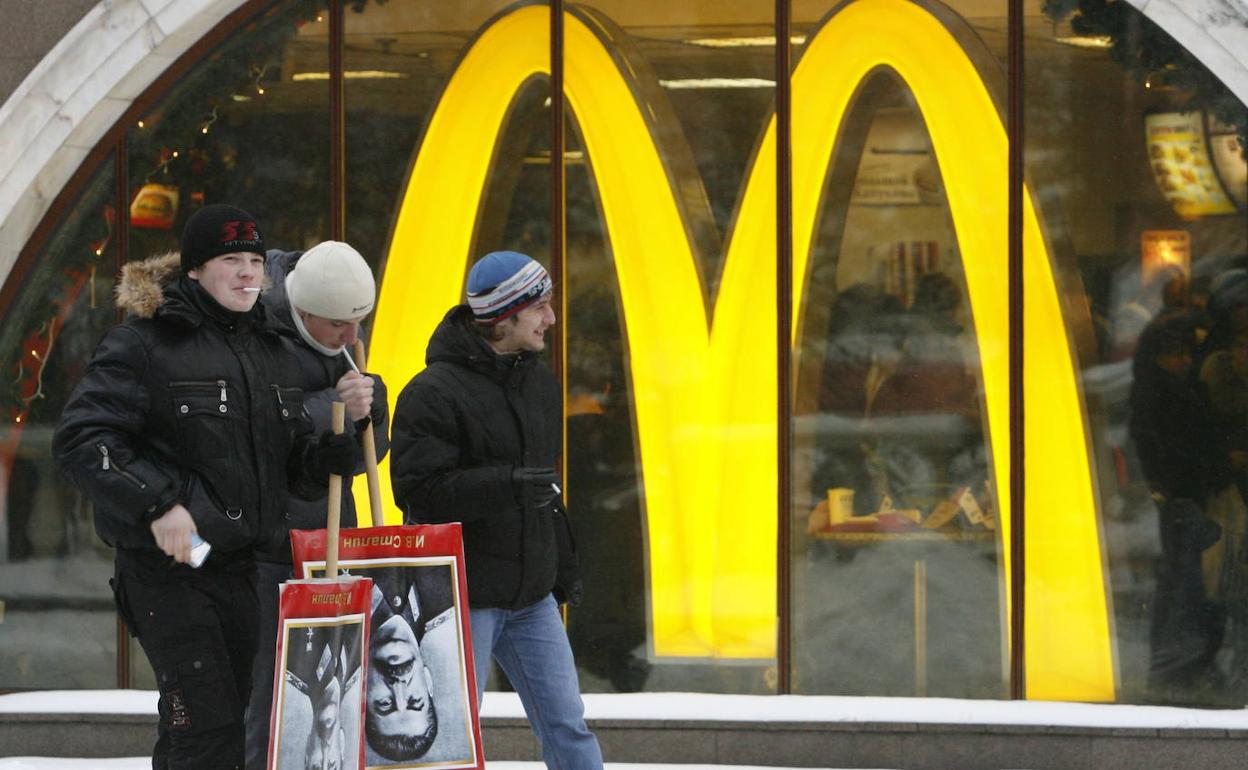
[113,549,258,770]
[1148,498,1226,703]
[243,560,292,770]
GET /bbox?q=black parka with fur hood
[54,253,328,557]
[391,304,580,610]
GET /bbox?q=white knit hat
[285,241,375,320]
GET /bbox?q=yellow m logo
[368,0,1113,700]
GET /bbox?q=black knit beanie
[180,204,266,273]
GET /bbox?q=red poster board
[269,575,373,770]
[291,524,484,770]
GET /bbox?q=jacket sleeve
[301,373,390,473]
[302,386,339,438]
[390,378,514,524]
[52,325,181,532]
[368,374,391,464]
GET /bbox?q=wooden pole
[326,401,345,577]
[351,340,386,527]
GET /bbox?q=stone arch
[0,0,245,279]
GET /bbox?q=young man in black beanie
[54,204,360,770]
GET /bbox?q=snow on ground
[2,688,1248,730]
[3,689,1245,769]
[0,762,891,770]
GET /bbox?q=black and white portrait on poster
[340,558,475,769]
[291,524,483,769]
[272,615,367,770]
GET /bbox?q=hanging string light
[200,105,219,135]
[251,63,270,95]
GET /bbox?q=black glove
[309,431,361,481]
[512,466,561,508]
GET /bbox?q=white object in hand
[189,533,211,568]
[342,347,361,374]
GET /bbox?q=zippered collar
[427,304,539,382]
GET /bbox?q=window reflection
[127,2,332,257]
[4,0,1246,704]
[344,1,525,271]
[1034,1,1248,706]
[792,73,1003,697]
[122,0,335,690]
[0,161,119,688]
[564,277,649,693]
[561,0,775,693]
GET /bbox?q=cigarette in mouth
[342,348,362,374]
[242,287,261,292]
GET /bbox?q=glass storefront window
[0,159,120,688]
[344,1,540,273]
[1030,0,1248,705]
[351,0,553,694]
[127,2,332,259]
[561,0,776,693]
[789,0,1008,697]
[4,0,1247,704]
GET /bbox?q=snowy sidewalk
[0,762,882,770]
[4,690,1248,770]
[3,689,1248,730]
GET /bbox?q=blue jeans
[471,594,603,769]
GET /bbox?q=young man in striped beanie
[390,250,602,768]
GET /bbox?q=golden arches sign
[368,0,1114,700]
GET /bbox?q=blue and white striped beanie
[466,251,552,324]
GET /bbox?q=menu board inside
[1145,111,1239,219]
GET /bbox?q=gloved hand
[309,430,361,481]
[512,466,561,508]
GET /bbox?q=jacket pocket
[170,381,247,545]
[95,442,148,490]
[169,380,235,461]
[271,385,309,427]
[148,641,237,736]
[181,472,251,552]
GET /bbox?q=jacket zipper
[96,443,148,489]
[171,380,228,401]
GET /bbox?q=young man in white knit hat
[391,250,602,769]
[244,240,391,770]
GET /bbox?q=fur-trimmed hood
[114,252,181,318]
[114,251,272,319]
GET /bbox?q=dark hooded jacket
[53,253,328,557]
[391,304,577,609]
[258,248,391,559]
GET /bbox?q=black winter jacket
[53,253,327,557]
[391,304,578,609]
[257,249,391,561]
